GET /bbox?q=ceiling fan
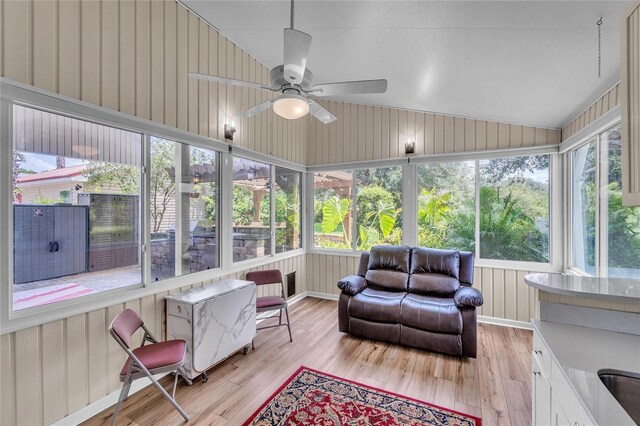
[189,0,387,124]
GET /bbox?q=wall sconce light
[405,140,415,155]
[224,124,236,141]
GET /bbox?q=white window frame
[308,158,408,256]
[308,147,561,272]
[565,121,626,278]
[273,165,304,254]
[0,78,305,334]
[411,149,561,271]
[560,105,622,277]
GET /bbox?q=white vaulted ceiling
[181,1,632,129]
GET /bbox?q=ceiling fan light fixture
[273,93,309,120]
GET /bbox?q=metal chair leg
[122,380,133,401]
[285,307,293,342]
[279,309,282,325]
[110,376,132,426]
[252,339,255,350]
[172,372,179,399]
[146,372,190,422]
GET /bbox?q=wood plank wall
[0,254,306,425]
[0,0,308,423]
[307,100,562,165]
[1,0,307,166]
[561,84,621,141]
[306,254,540,324]
[13,105,142,166]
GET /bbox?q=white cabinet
[551,394,571,426]
[532,328,594,426]
[621,1,640,206]
[533,355,552,426]
[165,279,256,381]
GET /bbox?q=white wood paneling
[562,84,621,141]
[13,104,142,165]
[0,254,306,424]
[1,0,309,423]
[307,100,561,165]
[1,0,305,166]
[621,2,640,205]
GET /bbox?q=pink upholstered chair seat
[257,295,286,309]
[120,339,186,379]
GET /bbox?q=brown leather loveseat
[337,245,483,358]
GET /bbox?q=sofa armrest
[454,286,484,308]
[337,275,367,296]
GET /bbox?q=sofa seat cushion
[400,325,462,356]
[348,288,405,323]
[400,293,463,334]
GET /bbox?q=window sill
[1,249,306,335]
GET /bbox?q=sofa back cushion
[409,247,461,296]
[365,245,410,291]
[357,252,370,277]
[459,251,475,286]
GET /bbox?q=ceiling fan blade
[241,99,275,118]
[188,72,275,92]
[308,99,337,124]
[311,79,388,97]
[283,28,312,85]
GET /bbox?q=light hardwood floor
[83,297,532,426]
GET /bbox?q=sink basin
[598,369,640,425]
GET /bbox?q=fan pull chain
[597,17,603,78]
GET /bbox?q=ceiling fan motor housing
[270,65,314,91]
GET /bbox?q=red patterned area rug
[243,366,481,426]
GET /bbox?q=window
[479,155,550,262]
[12,105,142,310]
[355,167,403,251]
[313,167,402,252]
[149,137,219,282]
[275,167,301,253]
[571,140,597,274]
[604,126,640,278]
[571,125,640,278]
[313,171,353,249]
[232,157,271,261]
[59,190,72,203]
[417,161,475,251]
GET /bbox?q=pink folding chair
[245,269,293,349]
[109,308,192,425]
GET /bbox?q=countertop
[164,279,255,304]
[533,320,640,426]
[524,273,640,303]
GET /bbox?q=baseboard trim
[306,291,339,301]
[477,315,533,330]
[52,373,169,426]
